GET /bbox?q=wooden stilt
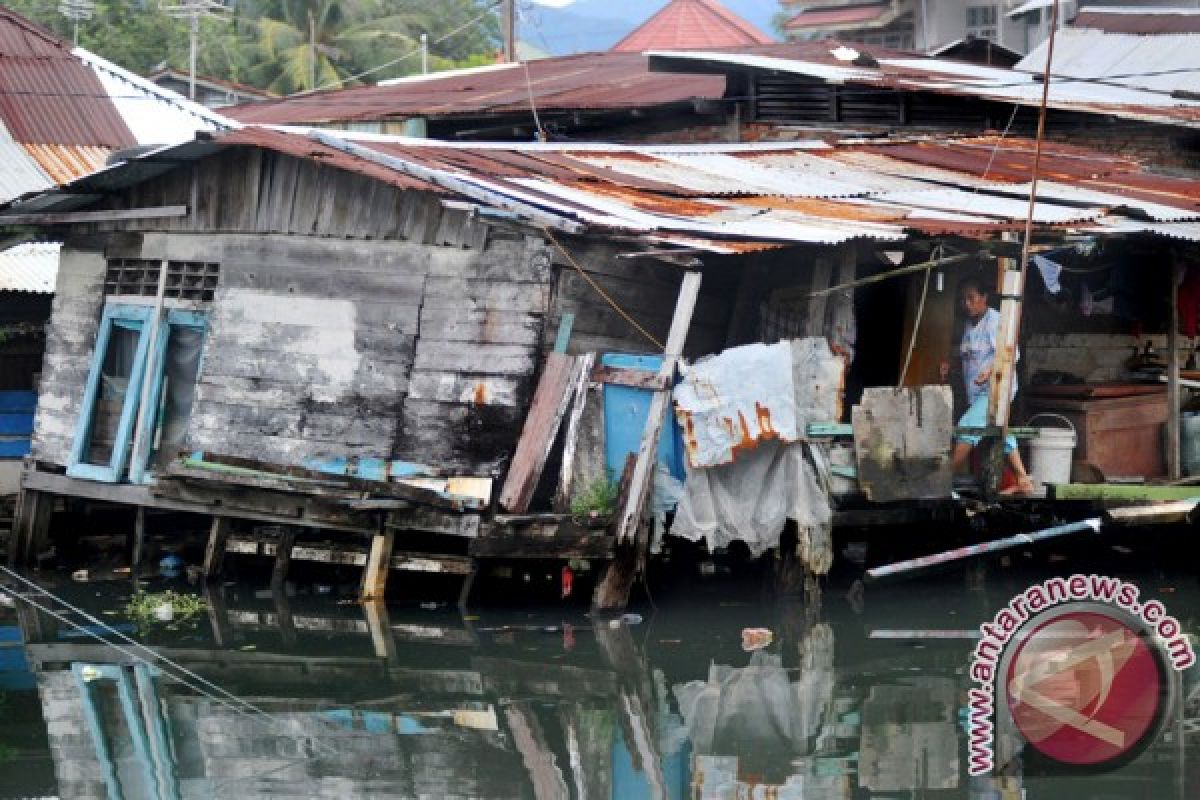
[273,587,296,648]
[202,517,230,583]
[204,585,231,648]
[362,599,398,661]
[360,527,395,601]
[8,489,52,568]
[591,456,637,613]
[270,527,296,594]
[131,506,146,571]
[457,563,478,612]
[1169,258,1183,481]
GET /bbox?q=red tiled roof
[611,0,774,53]
[783,2,890,31]
[0,7,134,147]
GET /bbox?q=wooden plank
[614,272,701,545]
[1105,499,1200,526]
[0,206,188,225]
[360,528,394,601]
[469,526,613,560]
[589,365,668,391]
[498,353,580,513]
[555,353,595,512]
[1053,484,1200,502]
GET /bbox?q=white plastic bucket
[1027,413,1076,491]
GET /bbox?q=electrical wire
[541,225,665,350]
[302,1,505,94]
[0,566,277,723]
[522,60,546,141]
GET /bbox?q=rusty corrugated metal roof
[1072,8,1200,35]
[0,8,134,148]
[16,127,1200,251]
[19,142,109,185]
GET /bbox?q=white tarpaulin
[673,338,844,469]
[670,438,834,568]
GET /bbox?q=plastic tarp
[669,338,840,568]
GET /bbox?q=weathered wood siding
[31,244,106,466]
[32,227,551,475]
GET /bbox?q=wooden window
[68,305,208,484]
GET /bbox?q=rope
[541,226,665,350]
[900,256,933,385]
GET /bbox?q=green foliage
[0,0,500,94]
[570,474,617,519]
[124,589,206,632]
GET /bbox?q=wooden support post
[360,527,395,601]
[203,585,231,648]
[554,352,595,512]
[202,516,230,583]
[131,506,146,571]
[273,587,297,648]
[8,489,52,568]
[591,456,637,612]
[270,527,296,594]
[984,233,1022,495]
[362,599,398,661]
[457,563,478,612]
[1169,258,1183,481]
[614,271,702,546]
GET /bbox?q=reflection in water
[3,569,1199,799]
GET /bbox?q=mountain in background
[521,0,781,56]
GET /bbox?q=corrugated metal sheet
[76,48,233,145]
[0,9,133,147]
[0,242,59,293]
[19,142,108,185]
[0,122,51,204]
[1072,8,1200,35]
[14,127,1200,252]
[649,47,1200,130]
[1017,29,1200,95]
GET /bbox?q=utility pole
[420,33,428,74]
[58,0,94,46]
[161,1,230,100]
[503,0,516,63]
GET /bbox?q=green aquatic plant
[124,590,207,631]
[570,475,618,520]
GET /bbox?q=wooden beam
[360,528,395,601]
[131,506,146,571]
[555,352,595,512]
[202,517,231,583]
[499,353,580,513]
[1053,484,1200,502]
[362,599,398,661]
[1105,499,1200,526]
[0,205,188,226]
[614,271,701,544]
[589,364,668,391]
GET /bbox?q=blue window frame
[68,304,155,482]
[69,305,208,484]
[129,310,208,484]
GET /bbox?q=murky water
[2,550,1199,799]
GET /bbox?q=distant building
[147,67,277,109]
[610,0,774,52]
[780,1,1200,54]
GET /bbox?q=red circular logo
[1005,609,1166,768]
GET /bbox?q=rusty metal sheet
[1072,9,1200,34]
[20,142,109,185]
[674,338,843,468]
